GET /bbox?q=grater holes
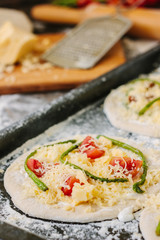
[42,15,131,69]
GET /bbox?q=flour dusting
[2,99,160,239]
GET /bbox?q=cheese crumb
[118,206,134,222]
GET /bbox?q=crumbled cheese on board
[0,21,37,65]
[0,22,53,82]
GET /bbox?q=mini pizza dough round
[104,79,160,137]
[140,209,160,240]
[4,152,123,222]
[4,136,160,223]
[104,93,160,137]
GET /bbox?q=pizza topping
[60,141,128,184]
[145,95,154,100]
[27,158,45,178]
[130,78,160,87]
[148,82,155,88]
[98,136,112,148]
[97,135,148,194]
[139,97,160,116]
[59,135,148,193]
[61,176,84,196]
[79,136,105,159]
[24,139,77,191]
[128,95,137,103]
[156,220,160,236]
[109,77,160,127]
[54,162,60,166]
[109,157,142,178]
[24,136,147,195]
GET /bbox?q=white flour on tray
[2,99,160,240]
[1,68,160,239]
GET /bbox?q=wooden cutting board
[0,33,125,94]
[31,4,160,40]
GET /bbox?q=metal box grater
[42,15,131,69]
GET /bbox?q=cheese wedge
[0,21,37,65]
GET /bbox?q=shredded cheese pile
[21,136,160,212]
[110,77,160,124]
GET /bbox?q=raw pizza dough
[140,209,160,240]
[104,77,160,137]
[4,135,160,223]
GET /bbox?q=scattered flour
[1,58,160,239]
[1,99,159,239]
[0,196,143,240]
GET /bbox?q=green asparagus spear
[156,220,160,236]
[52,0,106,7]
[52,0,77,7]
[24,140,76,191]
[97,135,147,193]
[139,97,160,116]
[130,78,160,86]
[60,142,128,183]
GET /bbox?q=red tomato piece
[80,136,97,148]
[85,148,105,159]
[61,176,84,196]
[27,158,45,178]
[107,0,159,7]
[79,136,105,159]
[123,0,145,7]
[54,163,60,166]
[77,0,93,7]
[107,0,121,4]
[109,157,142,178]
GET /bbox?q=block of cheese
[0,21,37,65]
[0,8,33,32]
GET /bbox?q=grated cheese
[21,136,148,212]
[107,77,160,124]
[118,206,134,222]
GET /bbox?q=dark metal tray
[0,45,160,240]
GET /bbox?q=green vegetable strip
[60,144,128,183]
[52,0,106,7]
[52,0,77,7]
[97,135,148,194]
[130,78,160,86]
[129,78,160,116]
[156,220,160,236]
[138,97,160,116]
[24,140,77,191]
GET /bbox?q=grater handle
[84,4,160,40]
[31,4,84,24]
[31,4,160,40]
[122,7,160,39]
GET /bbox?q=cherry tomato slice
[54,163,60,166]
[80,136,97,148]
[85,148,105,159]
[79,136,105,159]
[61,176,83,196]
[109,157,142,178]
[107,0,159,7]
[27,158,45,178]
[77,0,93,8]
